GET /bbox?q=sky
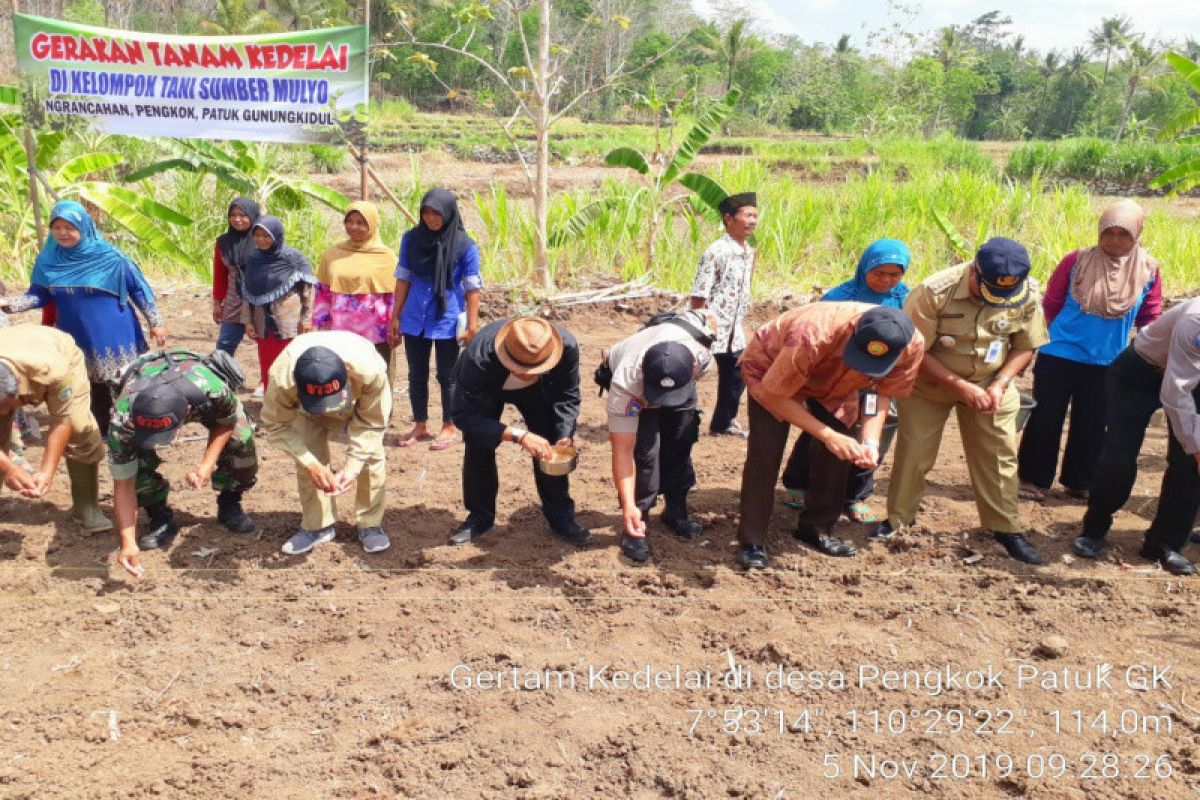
[690,0,1200,56]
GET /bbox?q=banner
[12,14,367,144]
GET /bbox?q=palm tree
[1088,15,1134,100]
[201,0,284,35]
[1034,51,1061,135]
[1115,41,1161,141]
[692,19,754,94]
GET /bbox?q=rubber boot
[65,460,112,533]
[139,503,178,550]
[217,489,255,534]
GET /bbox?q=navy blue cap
[294,346,349,414]
[643,341,696,408]
[975,237,1031,308]
[131,382,188,448]
[842,306,916,378]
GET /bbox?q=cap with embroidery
[975,237,1032,308]
[131,382,188,448]
[843,306,916,378]
[293,346,349,414]
[642,341,696,408]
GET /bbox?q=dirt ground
[1,288,1199,799]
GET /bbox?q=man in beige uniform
[0,326,110,531]
[880,237,1049,563]
[261,331,392,556]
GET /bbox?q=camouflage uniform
[107,349,257,507]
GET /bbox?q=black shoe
[1071,535,1106,559]
[793,525,857,557]
[1139,543,1197,576]
[138,504,178,550]
[737,543,769,569]
[550,520,593,547]
[1190,529,1200,545]
[449,516,493,546]
[869,520,897,540]
[993,532,1044,565]
[661,510,702,539]
[216,490,255,534]
[620,534,650,563]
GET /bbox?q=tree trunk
[532,0,553,288]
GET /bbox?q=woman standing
[387,188,481,451]
[1018,200,1162,501]
[781,238,911,523]
[212,197,261,357]
[2,200,166,434]
[241,215,316,391]
[313,201,397,373]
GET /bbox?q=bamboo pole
[359,0,371,201]
[12,0,44,241]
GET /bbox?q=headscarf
[31,199,155,308]
[316,201,397,295]
[1071,200,1159,319]
[403,188,471,315]
[821,238,911,308]
[241,215,316,305]
[215,196,261,272]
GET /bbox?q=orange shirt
[738,302,924,422]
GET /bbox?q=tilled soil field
[1,287,1198,799]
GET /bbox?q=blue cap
[842,306,916,378]
[975,237,1031,308]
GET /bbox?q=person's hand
[462,324,477,344]
[853,443,880,470]
[622,505,647,538]
[520,432,553,461]
[821,430,866,464]
[20,470,53,499]
[4,467,40,496]
[118,542,144,579]
[298,320,313,334]
[185,463,215,489]
[956,381,994,413]
[984,380,1008,414]
[212,300,222,325]
[150,326,167,348]
[307,462,338,493]
[387,317,402,347]
[554,437,573,449]
[244,325,257,340]
[325,469,355,497]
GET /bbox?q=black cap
[643,341,696,408]
[131,382,188,448]
[294,346,349,414]
[718,192,757,216]
[842,306,916,378]
[975,237,1031,308]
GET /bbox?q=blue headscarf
[821,238,912,308]
[31,200,155,307]
[241,215,315,305]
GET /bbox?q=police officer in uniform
[878,238,1049,563]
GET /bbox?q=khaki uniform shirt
[0,326,90,425]
[261,331,391,477]
[906,263,1049,385]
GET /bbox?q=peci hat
[294,346,349,414]
[642,341,696,409]
[842,306,916,378]
[495,317,564,376]
[975,237,1032,308]
[131,382,189,448]
[717,192,757,216]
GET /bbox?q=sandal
[429,433,461,451]
[398,430,435,448]
[783,488,806,510]
[1017,483,1045,502]
[844,501,876,523]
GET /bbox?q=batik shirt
[690,233,754,354]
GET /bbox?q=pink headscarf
[1070,199,1158,319]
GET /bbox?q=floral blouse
[312,284,393,344]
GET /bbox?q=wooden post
[359,0,371,201]
[12,0,44,241]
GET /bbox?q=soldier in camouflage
[109,349,257,577]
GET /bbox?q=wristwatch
[509,427,528,444]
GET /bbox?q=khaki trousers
[292,415,386,531]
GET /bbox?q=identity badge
[863,391,879,417]
[984,339,1004,364]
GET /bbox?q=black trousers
[1017,352,1108,491]
[90,381,113,437]
[461,385,575,530]
[1082,346,1200,551]
[404,334,459,423]
[709,350,745,432]
[736,397,852,545]
[782,433,876,503]
[634,407,700,515]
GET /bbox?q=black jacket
[450,319,581,446]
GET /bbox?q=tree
[1114,40,1161,141]
[1151,52,1200,194]
[386,0,676,288]
[200,0,284,35]
[1089,15,1134,128]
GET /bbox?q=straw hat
[495,316,564,375]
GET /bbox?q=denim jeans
[215,322,245,356]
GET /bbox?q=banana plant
[928,204,991,259]
[124,138,350,213]
[0,85,197,275]
[551,87,741,271]
[1151,52,1200,195]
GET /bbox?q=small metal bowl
[535,445,578,476]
